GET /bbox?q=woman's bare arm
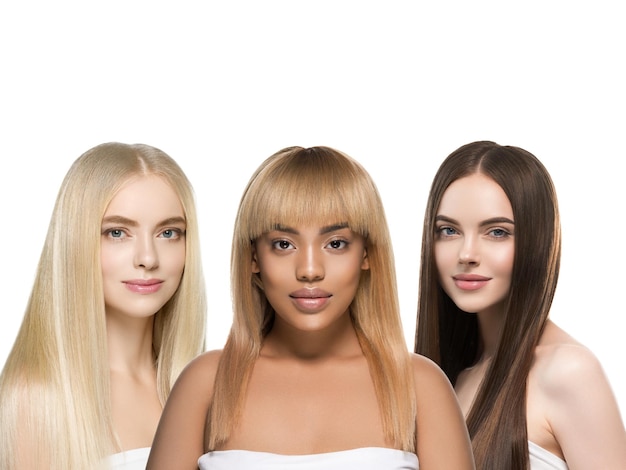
[544,344,626,469]
[412,353,475,470]
[146,350,221,470]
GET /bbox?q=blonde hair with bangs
[0,142,206,469]
[208,146,416,451]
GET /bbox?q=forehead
[104,175,183,218]
[438,173,513,220]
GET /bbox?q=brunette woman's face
[434,173,515,316]
[100,175,186,321]
[252,223,369,333]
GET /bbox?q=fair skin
[101,175,186,452]
[436,172,626,468]
[147,222,474,469]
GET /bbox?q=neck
[263,313,362,361]
[475,303,506,362]
[106,314,155,375]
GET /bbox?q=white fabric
[198,446,419,469]
[529,441,568,470]
[106,447,151,470]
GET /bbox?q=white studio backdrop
[1,2,624,422]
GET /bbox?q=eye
[272,239,294,250]
[488,228,510,239]
[327,239,348,250]
[160,228,184,239]
[436,226,458,238]
[103,228,127,239]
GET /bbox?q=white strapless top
[106,447,151,469]
[198,447,419,469]
[529,441,568,470]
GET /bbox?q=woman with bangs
[147,146,474,469]
[0,143,207,469]
[414,141,626,469]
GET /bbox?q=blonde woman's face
[100,175,186,321]
[434,173,515,317]
[251,223,369,334]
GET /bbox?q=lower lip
[291,296,330,312]
[124,282,163,294]
[454,279,489,291]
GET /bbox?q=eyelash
[327,239,349,249]
[488,228,510,239]
[436,226,458,239]
[272,239,294,250]
[102,228,128,239]
[159,228,185,239]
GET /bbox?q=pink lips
[289,288,332,312]
[453,274,491,291]
[123,279,164,294]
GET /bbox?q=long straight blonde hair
[0,143,207,469]
[207,146,416,452]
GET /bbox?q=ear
[361,248,370,270]
[251,243,261,273]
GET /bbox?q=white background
[1,2,624,423]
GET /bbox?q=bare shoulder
[173,348,222,391]
[530,323,626,466]
[409,352,454,392]
[409,352,461,418]
[410,353,475,469]
[533,321,606,397]
[160,348,223,418]
[147,349,223,469]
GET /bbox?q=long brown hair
[207,146,416,452]
[415,141,561,469]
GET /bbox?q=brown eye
[328,239,348,249]
[273,239,294,250]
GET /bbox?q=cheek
[491,245,515,277]
[100,245,122,279]
[165,244,186,276]
[434,243,454,273]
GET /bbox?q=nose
[296,245,324,282]
[458,235,480,266]
[134,235,159,270]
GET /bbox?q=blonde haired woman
[147,146,474,469]
[0,142,207,469]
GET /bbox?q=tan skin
[147,224,474,469]
[443,174,626,468]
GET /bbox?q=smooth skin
[102,175,186,451]
[436,173,626,468]
[147,223,474,469]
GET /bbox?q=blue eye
[437,226,458,238]
[159,228,184,239]
[489,228,509,238]
[103,228,126,239]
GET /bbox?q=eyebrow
[435,215,514,226]
[101,215,186,227]
[272,222,350,235]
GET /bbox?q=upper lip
[289,288,332,298]
[123,279,163,286]
[453,274,491,281]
